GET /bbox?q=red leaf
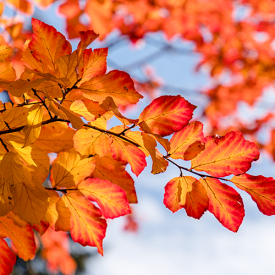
[231,174,275,216]
[78,178,131,219]
[0,238,16,275]
[138,95,196,136]
[200,177,245,232]
[191,131,259,177]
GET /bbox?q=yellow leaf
[51,149,95,188]
[23,104,44,147]
[12,183,49,225]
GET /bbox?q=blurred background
[2,0,275,274]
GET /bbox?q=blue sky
[4,2,275,274]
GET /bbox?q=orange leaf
[78,178,131,219]
[44,190,71,231]
[79,70,143,106]
[29,18,72,71]
[23,104,44,147]
[77,30,99,60]
[0,61,16,81]
[0,238,16,275]
[0,213,36,261]
[164,176,209,218]
[200,177,244,232]
[169,121,205,160]
[0,45,12,61]
[110,127,147,176]
[78,48,108,85]
[74,128,111,157]
[62,190,107,255]
[191,131,259,177]
[231,174,275,216]
[100,96,138,125]
[51,149,95,188]
[12,183,49,225]
[0,182,14,216]
[138,95,196,136]
[70,99,107,121]
[35,124,75,153]
[91,155,137,203]
[6,0,33,14]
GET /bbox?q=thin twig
[32,88,53,119]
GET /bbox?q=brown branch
[163,156,231,182]
[0,138,9,152]
[32,88,53,119]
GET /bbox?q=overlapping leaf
[191,131,259,177]
[231,174,275,216]
[200,177,245,232]
[62,190,107,255]
[169,121,205,160]
[0,213,36,261]
[0,238,16,275]
[164,176,209,218]
[138,95,196,136]
[79,70,143,106]
[29,18,72,71]
[51,149,95,188]
[90,155,137,203]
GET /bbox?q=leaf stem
[32,88,53,119]
[163,156,231,182]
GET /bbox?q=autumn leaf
[0,151,35,190]
[78,178,131,219]
[138,95,196,136]
[79,70,143,106]
[62,190,107,255]
[29,18,72,71]
[12,183,49,225]
[231,174,275,216]
[0,213,36,261]
[35,124,75,153]
[70,99,107,122]
[191,131,260,177]
[164,176,208,218]
[44,190,71,231]
[0,61,16,81]
[51,149,95,188]
[0,45,12,61]
[200,177,245,232]
[0,238,16,275]
[78,48,108,85]
[90,155,137,203]
[110,126,147,176]
[23,104,44,147]
[74,127,112,157]
[169,121,205,160]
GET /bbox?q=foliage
[1,1,275,275]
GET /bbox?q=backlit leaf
[12,183,49,225]
[0,213,36,261]
[78,48,108,85]
[29,18,72,71]
[78,178,131,219]
[74,128,111,157]
[164,176,208,218]
[169,121,205,160]
[191,131,259,177]
[79,70,143,106]
[0,238,16,275]
[138,95,196,136]
[90,155,137,203]
[62,190,107,255]
[231,174,275,216]
[200,177,244,232]
[23,104,44,147]
[51,149,95,188]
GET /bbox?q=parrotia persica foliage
[0,17,275,275]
